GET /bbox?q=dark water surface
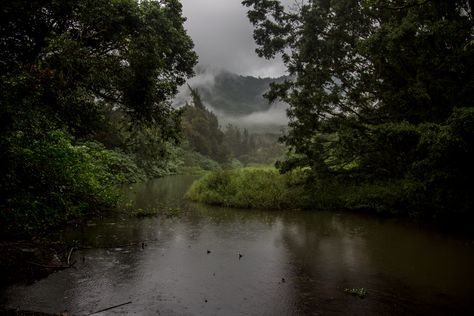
[2,175,474,315]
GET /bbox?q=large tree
[0,0,197,231]
[243,0,474,215]
[1,0,197,136]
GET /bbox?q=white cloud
[181,0,286,77]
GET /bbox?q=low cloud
[212,101,289,133]
[173,67,289,133]
[173,68,218,107]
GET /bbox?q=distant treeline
[181,86,285,167]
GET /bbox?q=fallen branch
[87,301,132,315]
[67,247,75,265]
[77,239,157,250]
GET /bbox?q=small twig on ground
[77,239,157,250]
[87,301,132,315]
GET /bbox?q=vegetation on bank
[186,167,310,209]
[0,0,197,236]
[1,0,473,237]
[188,0,473,224]
[0,0,287,237]
[185,167,402,212]
[234,0,474,221]
[1,130,139,235]
[186,153,472,223]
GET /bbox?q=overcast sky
[181,0,286,78]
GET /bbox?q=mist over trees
[173,68,290,133]
[196,70,288,116]
[180,86,285,167]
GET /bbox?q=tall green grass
[186,167,310,209]
[186,167,425,217]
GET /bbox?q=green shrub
[0,129,142,234]
[185,167,425,217]
[186,167,309,209]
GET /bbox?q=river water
[2,175,474,315]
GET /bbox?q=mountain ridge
[175,67,289,116]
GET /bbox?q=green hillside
[198,70,288,115]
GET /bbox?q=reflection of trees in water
[278,211,379,314]
[126,175,198,209]
[63,176,474,315]
[277,211,474,315]
[183,202,281,243]
[190,202,279,225]
[65,217,182,314]
[65,217,154,248]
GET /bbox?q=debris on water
[281,278,286,283]
[344,287,367,298]
[207,250,211,254]
[204,299,208,303]
[238,252,243,259]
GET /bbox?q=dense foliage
[0,0,197,234]
[243,0,474,219]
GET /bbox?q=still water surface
[2,175,474,315]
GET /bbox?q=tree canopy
[1,0,197,135]
[243,0,474,216]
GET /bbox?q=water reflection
[2,176,474,315]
